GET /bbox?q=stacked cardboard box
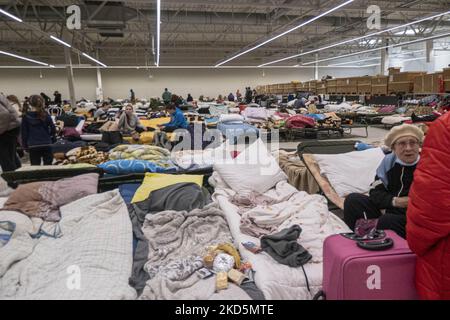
[388,67,401,75]
[316,80,327,95]
[388,72,425,93]
[336,77,358,94]
[444,68,450,92]
[371,75,389,95]
[357,76,372,95]
[326,79,337,94]
[413,73,440,94]
[413,75,424,93]
[308,80,318,93]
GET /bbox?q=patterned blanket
[0,190,136,299]
[139,203,234,300]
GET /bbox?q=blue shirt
[164,108,188,129]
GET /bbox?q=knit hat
[384,124,424,148]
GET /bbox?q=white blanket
[211,172,349,300]
[381,115,411,125]
[0,190,137,300]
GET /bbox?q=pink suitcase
[322,230,419,300]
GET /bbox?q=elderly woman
[117,104,147,134]
[343,124,424,238]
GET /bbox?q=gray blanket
[139,203,235,300]
[127,182,211,294]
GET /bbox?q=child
[21,95,56,165]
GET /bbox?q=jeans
[29,147,53,166]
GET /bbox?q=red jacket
[407,112,450,300]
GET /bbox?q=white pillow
[219,114,244,123]
[213,138,287,194]
[313,148,385,197]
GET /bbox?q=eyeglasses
[395,140,420,148]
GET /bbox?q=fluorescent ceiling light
[82,52,107,67]
[259,10,450,67]
[156,0,161,67]
[214,0,355,67]
[357,63,380,67]
[0,50,50,66]
[300,32,450,65]
[391,52,450,63]
[50,35,71,48]
[330,57,381,66]
[0,8,23,22]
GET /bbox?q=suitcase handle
[312,290,325,300]
[357,238,394,251]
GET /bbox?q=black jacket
[369,154,416,215]
[21,112,56,149]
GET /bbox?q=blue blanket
[217,122,259,143]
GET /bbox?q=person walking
[21,95,56,166]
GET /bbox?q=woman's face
[125,106,133,115]
[392,136,420,164]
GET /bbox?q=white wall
[0,66,376,101]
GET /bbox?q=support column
[96,68,103,101]
[380,47,388,76]
[426,40,435,73]
[64,46,76,109]
[314,53,319,80]
[96,50,104,101]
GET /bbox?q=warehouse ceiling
[0,0,449,67]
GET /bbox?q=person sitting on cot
[157,103,188,133]
[343,124,424,239]
[117,104,147,134]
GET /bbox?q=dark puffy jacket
[407,112,450,300]
[21,112,56,149]
[369,152,417,216]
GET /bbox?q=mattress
[215,195,348,299]
[212,174,350,300]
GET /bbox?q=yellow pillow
[131,173,204,203]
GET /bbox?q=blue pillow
[305,114,326,121]
[98,160,177,175]
[355,142,374,151]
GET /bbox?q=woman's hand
[393,196,409,208]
